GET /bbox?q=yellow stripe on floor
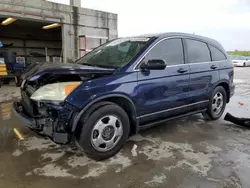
[13,128,24,140]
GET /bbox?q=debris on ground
[238,102,244,106]
[224,112,250,127]
[131,144,138,157]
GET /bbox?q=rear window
[209,45,226,61]
[185,39,211,63]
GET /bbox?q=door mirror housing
[140,59,167,70]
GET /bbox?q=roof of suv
[133,32,224,51]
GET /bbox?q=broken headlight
[30,82,81,102]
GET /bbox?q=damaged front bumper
[12,100,78,144]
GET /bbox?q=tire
[15,77,21,87]
[2,79,10,84]
[75,102,130,161]
[202,86,227,120]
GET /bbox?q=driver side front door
[135,38,191,124]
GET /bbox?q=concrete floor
[0,67,250,188]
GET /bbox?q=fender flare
[71,94,137,132]
[212,80,231,102]
[211,80,230,92]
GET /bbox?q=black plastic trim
[12,101,34,127]
[139,109,207,130]
[71,94,137,132]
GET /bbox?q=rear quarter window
[209,45,227,61]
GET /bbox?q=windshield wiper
[80,62,117,69]
[93,64,117,69]
[81,62,98,67]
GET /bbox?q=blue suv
[13,32,235,160]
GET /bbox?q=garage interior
[0,17,62,67]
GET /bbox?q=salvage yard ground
[0,67,250,188]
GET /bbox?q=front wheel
[2,79,10,84]
[75,102,130,160]
[202,86,227,120]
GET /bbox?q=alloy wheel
[91,115,123,152]
[212,92,224,115]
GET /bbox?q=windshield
[75,37,153,68]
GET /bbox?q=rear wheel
[202,86,227,120]
[75,102,130,160]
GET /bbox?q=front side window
[209,45,226,61]
[143,38,184,66]
[75,37,154,69]
[185,39,211,63]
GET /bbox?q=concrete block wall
[0,0,118,63]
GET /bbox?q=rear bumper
[12,100,71,144]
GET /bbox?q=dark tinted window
[185,39,211,63]
[209,45,226,61]
[145,38,184,66]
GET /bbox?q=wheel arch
[214,81,230,103]
[72,94,139,136]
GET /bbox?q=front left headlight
[30,82,81,102]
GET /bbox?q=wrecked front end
[12,63,115,144]
[13,82,80,144]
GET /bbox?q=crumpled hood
[21,62,115,81]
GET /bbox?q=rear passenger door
[184,38,219,110]
[136,38,191,123]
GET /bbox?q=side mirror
[141,59,166,70]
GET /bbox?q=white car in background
[232,56,250,67]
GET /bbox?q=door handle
[210,65,218,69]
[177,68,188,73]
